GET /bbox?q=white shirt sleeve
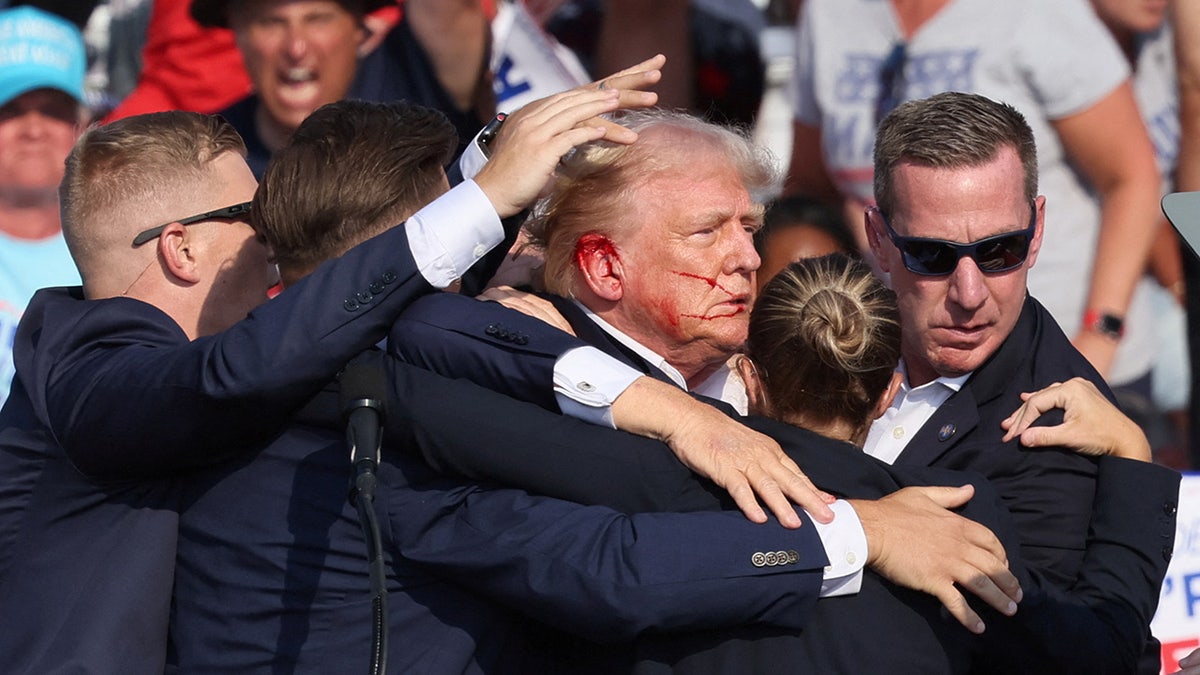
[405,180,503,288]
[553,346,643,427]
[811,500,867,597]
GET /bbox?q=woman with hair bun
[737,253,903,447]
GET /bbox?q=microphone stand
[341,352,389,675]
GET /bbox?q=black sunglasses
[131,202,253,247]
[880,205,1037,276]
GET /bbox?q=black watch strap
[1083,309,1124,339]
[478,112,508,159]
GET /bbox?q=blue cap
[0,7,86,107]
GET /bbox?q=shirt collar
[897,358,970,395]
[575,301,690,390]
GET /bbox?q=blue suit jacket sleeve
[391,292,589,411]
[971,457,1180,673]
[382,462,826,641]
[23,223,438,480]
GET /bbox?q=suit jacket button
[515,335,529,345]
[485,324,500,337]
[381,271,398,284]
[1165,502,1178,516]
[751,552,766,567]
[344,298,360,312]
[357,291,373,304]
[786,550,799,564]
[764,551,779,566]
[1163,546,1174,562]
[369,281,385,294]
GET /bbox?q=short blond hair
[59,112,245,287]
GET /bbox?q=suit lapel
[893,297,1038,467]
[544,294,679,386]
[894,386,981,467]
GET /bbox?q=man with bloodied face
[527,108,768,406]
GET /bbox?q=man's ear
[1025,195,1046,270]
[735,355,768,415]
[575,233,624,301]
[871,371,903,421]
[865,207,892,274]
[158,222,202,284]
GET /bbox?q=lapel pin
[937,424,956,442]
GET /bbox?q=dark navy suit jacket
[389,291,1180,673]
[896,297,1113,587]
[0,222,469,674]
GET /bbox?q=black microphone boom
[336,350,389,675]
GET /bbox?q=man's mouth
[281,67,316,85]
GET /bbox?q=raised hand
[475,55,664,218]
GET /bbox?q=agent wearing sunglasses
[861,90,1170,673]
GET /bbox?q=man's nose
[14,109,51,138]
[947,256,989,310]
[283,25,310,60]
[728,227,761,275]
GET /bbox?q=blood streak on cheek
[673,271,734,297]
[574,234,620,270]
[672,270,742,319]
[652,298,681,328]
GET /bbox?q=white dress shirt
[863,360,970,464]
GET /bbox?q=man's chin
[928,349,990,379]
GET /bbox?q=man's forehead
[233,0,359,21]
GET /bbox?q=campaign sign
[490,1,591,113]
[1154,473,1200,673]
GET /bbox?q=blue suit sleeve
[35,224,437,480]
[380,460,826,641]
[390,292,587,411]
[971,457,1180,673]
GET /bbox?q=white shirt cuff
[553,346,643,428]
[459,129,489,180]
[812,499,867,597]
[406,180,502,288]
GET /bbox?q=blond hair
[746,254,900,430]
[60,112,245,288]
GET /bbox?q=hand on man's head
[474,55,663,218]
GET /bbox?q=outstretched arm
[382,457,828,642]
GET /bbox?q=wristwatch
[1083,309,1124,340]
[478,112,508,159]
